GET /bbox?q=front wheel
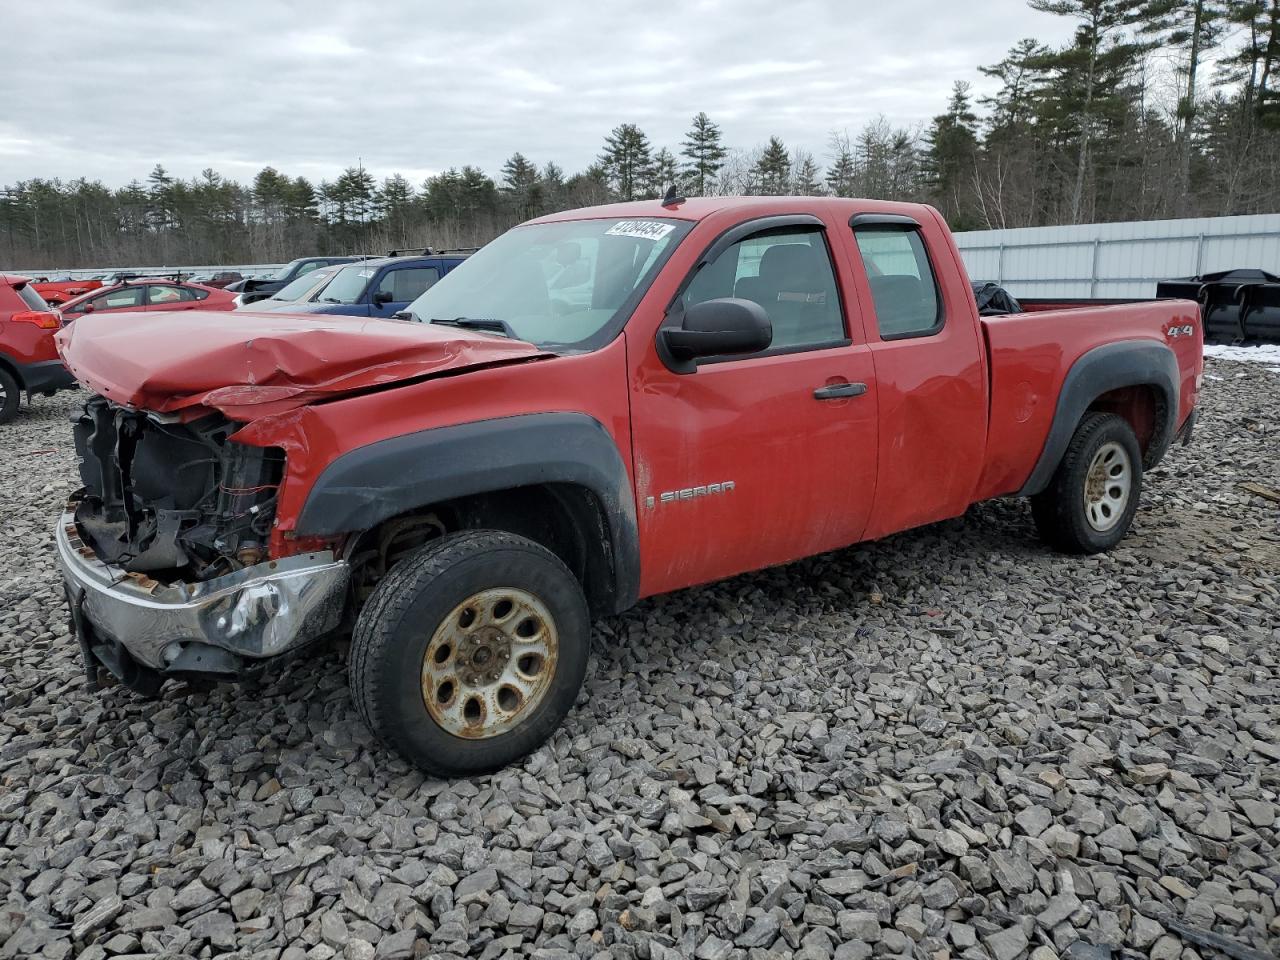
[349,530,590,777]
[1030,412,1143,554]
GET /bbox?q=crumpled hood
[56,310,549,419]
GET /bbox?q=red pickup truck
[54,197,1202,776]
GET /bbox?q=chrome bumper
[56,502,350,673]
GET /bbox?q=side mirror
[81,302,95,313]
[372,290,394,306]
[660,298,772,370]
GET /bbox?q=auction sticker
[605,220,675,241]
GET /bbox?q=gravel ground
[1,358,1277,960]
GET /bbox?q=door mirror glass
[661,297,772,369]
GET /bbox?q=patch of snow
[1203,342,1280,373]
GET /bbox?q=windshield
[268,269,335,302]
[271,261,303,281]
[319,264,377,304]
[404,217,689,350]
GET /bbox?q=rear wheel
[1031,412,1142,554]
[0,368,20,425]
[349,530,590,777]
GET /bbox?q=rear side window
[852,227,943,339]
[682,227,845,350]
[146,284,189,305]
[97,287,145,310]
[16,284,49,311]
[377,267,439,302]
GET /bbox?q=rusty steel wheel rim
[1083,440,1132,533]
[421,587,558,739]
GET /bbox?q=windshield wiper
[429,317,516,338]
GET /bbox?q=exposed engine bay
[71,395,283,582]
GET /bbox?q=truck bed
[975,299,1203,501]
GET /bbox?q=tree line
[3,0,1278,269]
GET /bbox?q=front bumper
[56,499,350,677]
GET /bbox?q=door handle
[813,382,867,400]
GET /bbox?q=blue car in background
[283,252,470,318]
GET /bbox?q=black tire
[1031,412,1143,554]
[0,368,19,425]
[349,530,590,777]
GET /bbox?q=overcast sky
[3,0,1076,189]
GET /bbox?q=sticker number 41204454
[605,220,675,241]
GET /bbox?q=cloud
[2,0,1076,188]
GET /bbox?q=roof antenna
[662,184,686,208]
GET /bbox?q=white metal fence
[12,263,284,281]
[953,213,1280,299]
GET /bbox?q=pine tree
[825,132,857,197]
[1029,0,1144,221]
[791,151,822,194]
[501,152,542,218]
[146,163,175,232]
[680,112,728,196]
[979,39,1052,133]
[599,124,653,201]
[1138,0,1230,212]
[923,82,981,227]
[753,137,792,195]
[647,148,679,198]
[380,174,416,244]
[1218,0,1280,127]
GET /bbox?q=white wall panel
[954,213,1280,299]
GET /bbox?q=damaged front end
[73,396,282,577]
[58,396,350,691]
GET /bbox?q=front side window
[405,217,690,351]
[682,227,845,350]
[377,267,439,302]
[853,227,943,338]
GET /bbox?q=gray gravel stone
[0,364,1276,959]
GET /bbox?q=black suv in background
[230,257,365,305]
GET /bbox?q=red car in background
[0,274,75,424]
[190,271,243,289]
[33,278,104,306]
[58,277,238,319]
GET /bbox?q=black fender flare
[1017,340,1180,497]
[294,412,639,612]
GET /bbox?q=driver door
[627,217,879,596]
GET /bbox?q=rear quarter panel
[0,285,61,366]
[975,300,1202,500]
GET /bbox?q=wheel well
[346,483,617,618]
[1087,384,1166,466]
[0,354,23,390]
